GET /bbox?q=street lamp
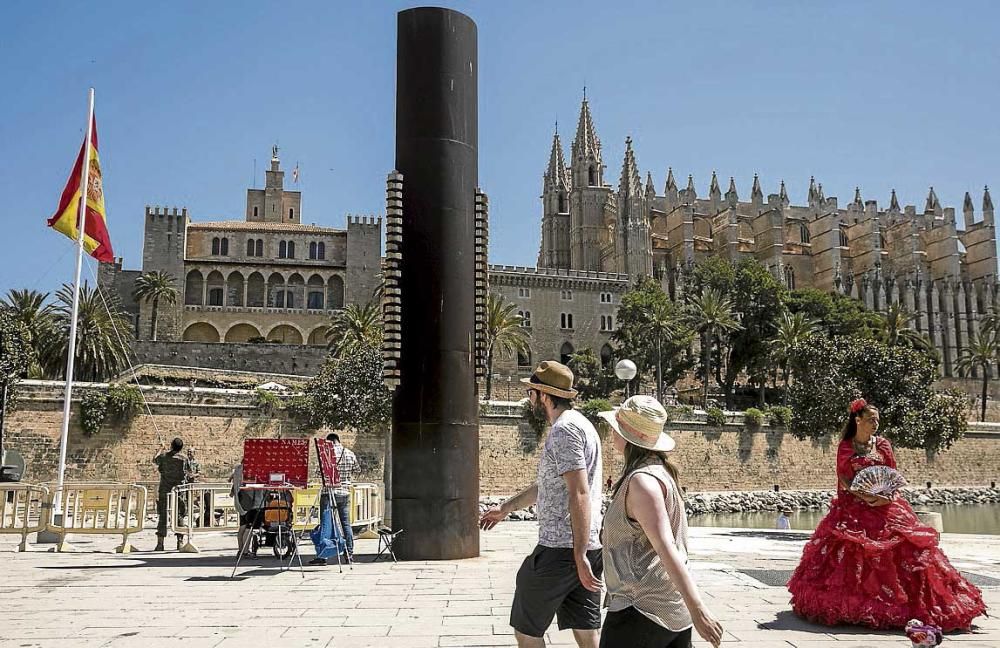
[615,359,637,399]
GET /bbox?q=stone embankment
[479,486,1000,521]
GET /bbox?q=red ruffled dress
[787,436,987,631]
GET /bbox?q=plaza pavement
[1,522,997,648]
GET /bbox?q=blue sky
[1,1,998,296]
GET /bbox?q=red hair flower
[849,398,868,414]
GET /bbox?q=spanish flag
[46,115,114,263]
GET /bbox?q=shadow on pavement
[723,530,811,542]
[758,610,897,636]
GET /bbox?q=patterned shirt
[536,409,603,550]
[333,443,359,495]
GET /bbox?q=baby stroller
[231,463,296,560]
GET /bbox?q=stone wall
[6,384,1000,494]
[132,341,328,377]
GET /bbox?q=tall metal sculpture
[390,7,480,560]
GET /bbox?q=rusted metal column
[391,7,479,560]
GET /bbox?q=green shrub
[285,394,317,428]
[766,405,792,428]
[79,390,108,437]
[578,398,612,432]
[252,389,282,415]
[743,407,764,429]
[106,384,143,423]
[705,406,726,427]
[665,404,695,422]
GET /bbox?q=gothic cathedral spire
[571,93,603,188]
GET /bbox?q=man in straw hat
[480,361,604,648]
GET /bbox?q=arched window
[255,239,263,257]
[558,193,566,213]
[784,266,796,290]
[517,349,531,368]
[800,223,810,244]
[246,239,255,256]
[560,342,575,365]
[211,237,220,255]
[317,242,325,260]
[307,291,324,309]
[309,242,317,259]
[600,344,614,369]
[287,241,296,259]
[839,226,849,248]
[253,206,258,218]
[278,241,287,258]
[208,288,224,306]
[289,208,294,221]
[220,237,228,256]
[588,166,596,186]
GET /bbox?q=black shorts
[510,545,603,637]
[600,606,692,648]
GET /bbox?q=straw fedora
[598,395,675,452]
[520,360,578,399]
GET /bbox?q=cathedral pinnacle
[964,191,974,212]
[926,186,941,213]
[889,189,900,212]
[709,171,720,197]
[572,94,601,163]
[751,173,762,200]
[665,167,677,192]
[619,136,642,197]
[687,174,696,195]
[853,187,863,207]
[545,127,569,191]
[645,171,656,197]
[779,180,788,203]
[985,186,994,213]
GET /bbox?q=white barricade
[0,483,50,551]
[46,483,146,553]
[168,482,241,553]
[349,482,383,531]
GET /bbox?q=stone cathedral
[533,96,998,378]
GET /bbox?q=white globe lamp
[614,359,637,398]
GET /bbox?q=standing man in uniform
[152,437,190,551]
[480,361,604,648]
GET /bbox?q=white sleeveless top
[601,463,692,632]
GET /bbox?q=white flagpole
[53,87,95,511]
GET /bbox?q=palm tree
[46,282,134,382]
[326,302,383,358]
[956,330,999,422]
[132,271,178,341]
[1,289,56,377]
[882,302,936,356]
[685,289,741,408]
[638,300,681,404]
[484,292,530,400]
[770,311,819,404]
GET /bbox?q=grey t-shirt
[536,409,603,549]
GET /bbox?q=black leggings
[600,606,692,648]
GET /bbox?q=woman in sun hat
[598,395,723,648]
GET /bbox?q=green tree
[787,288,883,339]
[567,349,615,400]
[612,277,695,397]
[132,271,178,341]
[299,345,391,432]
[483,292,530,400]
[46,283,134,382]
[685,288,741,408]
[769,311,820,404]
[326,302,383,358]
[787,335,964,452]
[1,289,55,377]
[955,330,998,422]
[0,308,32,437]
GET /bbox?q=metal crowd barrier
[0,483,50,552]
[167,482,241,553]
[349,482,383,531]
[46,483,147,553]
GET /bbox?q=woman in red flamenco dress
[787,399,987,631]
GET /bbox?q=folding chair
[374,526,403,563]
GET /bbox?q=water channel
[691,503,1000,535]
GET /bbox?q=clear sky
[2,1,998,296]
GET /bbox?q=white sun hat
[597,395,675,452]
